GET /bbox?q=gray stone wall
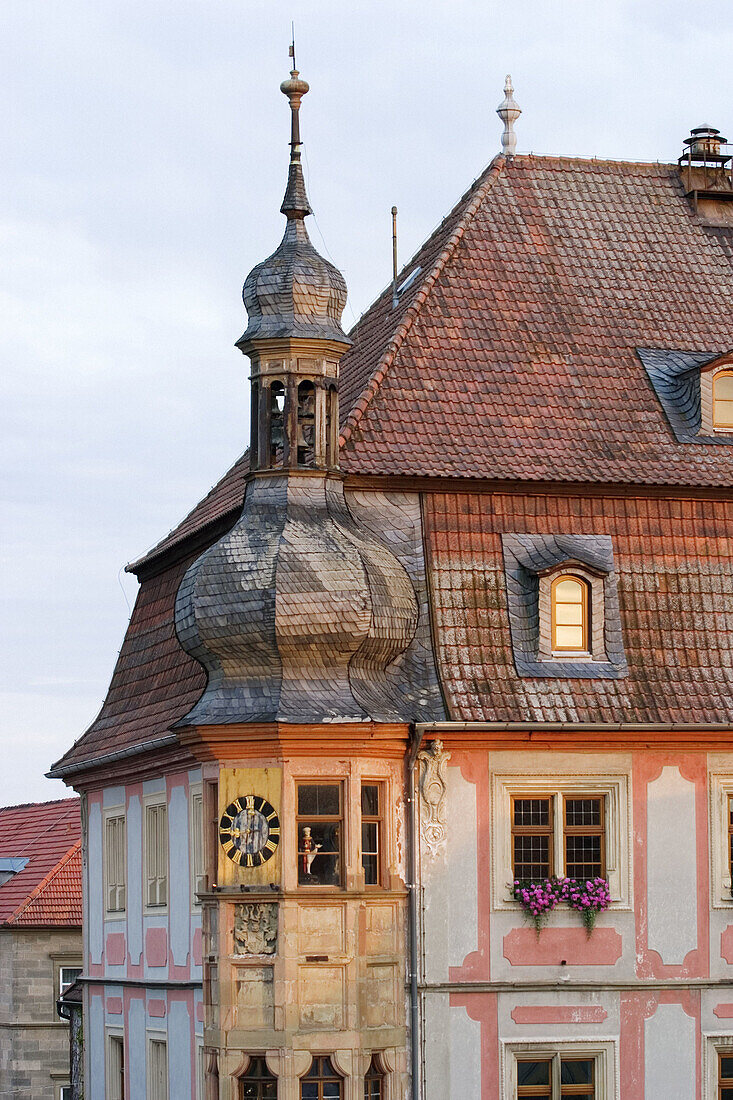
[0,927,82,1097]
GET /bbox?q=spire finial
[497,74,521,157]
[279,41,312,218]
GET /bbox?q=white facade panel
[647,766,697,964]
[645,1002,695,1099]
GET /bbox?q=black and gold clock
[219,795,280,867]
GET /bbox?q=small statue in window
[300,826,322,877]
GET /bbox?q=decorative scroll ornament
[417,739,451,855]
[233,902,278,955]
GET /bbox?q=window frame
[492,771,630,910]
[103,811,127,916]
[300,1054,343,1100]
[538,565,606,664]
[106,1030,125,1100]
[504,1043,612,1100]
[361,781,384,888]
[144,800,169,910]
[147,1033,169,1100]
[707,773,733,906]
[712,369,733,432]
[511,795,555,880]
[238,1054,278,1099]
[295,781,345,889]
[364,1053,387,1099]
[550,574,590,654]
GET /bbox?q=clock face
[219,795,280,867]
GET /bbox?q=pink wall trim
[106,932,126,966]
[196,1001,204,1023]
[193,926,203,967]
[447,751,491,982]
[620,989,701,1100]
[633,753,709,980]
[449,992,499,1100]
[145,926,168,968]
[720,926,733,964]
[714,1004,733,1018]
[106,996,123,1015]
[503,927,623,966]
[511,1005,607,1025]
[148,998,166,1017]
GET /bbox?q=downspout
[406,721,426,1100]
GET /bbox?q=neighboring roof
[0,799,81,926]
[424,490,733,724]
[129,153,733,577]
[637,346,733,444]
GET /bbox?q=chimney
[679,123,733,224]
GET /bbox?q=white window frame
[144,800,169,910]
[709,772,733,906]
[703,1034,733,1099]
[700,363,733,435]
[147,1031,169,1100]
[106,1028,125,1100]
[190,785,205,907]
[491,768,631,909]
[58,961,83,1001]
[538,564,606,663]
[103,811,127,915]
[502,1040,614,1099]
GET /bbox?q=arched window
[364,1054,386,1099]
[551,574,589,652]
[239,1056,277,1100]
[300,1055,342,1100]
[297,380,316,466]
[269,381,285,467]
[713,370,733,431]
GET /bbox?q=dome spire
[280,43,312,218]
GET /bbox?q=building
[0,798,82,1100]
[48,65,733,1100]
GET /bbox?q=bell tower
[236,65,351,471]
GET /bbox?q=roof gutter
[416,721,733,733]
[47,734,179,780]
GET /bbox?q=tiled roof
[0,799,81,926]
[424,491,733,724]
[129,154,733,576]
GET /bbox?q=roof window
[0,856,29,886]
[713,369,733,431]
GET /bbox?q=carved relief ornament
[233,902,278,955]
[417,739,451,855]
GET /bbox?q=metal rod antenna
[289,23,296,70]
[391,206,398,308]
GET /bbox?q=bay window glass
[297,784,343,886]
[301,1056,342,1100]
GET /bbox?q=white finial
[497,74,521,157]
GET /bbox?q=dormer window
[550,574,589,653]
[713,369,733,431]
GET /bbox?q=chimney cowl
[682,124,729,163]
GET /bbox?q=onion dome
[174,475,419,724]
[236,67,350,350]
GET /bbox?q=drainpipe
[406,721,426,1100]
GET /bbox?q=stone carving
[418,739,451,855]
[233,903,278,956]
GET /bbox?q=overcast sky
[2,0,731,805]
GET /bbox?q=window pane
[298,785,340,816]
[323,1085,341,1099]
[517,1060,550,1085]
[298,822,341,885]
[300,1085,318,1100]
[554,625,584,649]
[514,835,550,879]
[561,1059,593,1083]
[721,1090,733,1100]
[361,784,379,815]
[565,835,602,878]
[554,578,584,602]
[715,373,733,400]
[716,399,733,427]
[566,799,601,827]
[555,602,584,625]
[514,799,550,826]
[362,821,378,853]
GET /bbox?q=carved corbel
[417,739,451,855]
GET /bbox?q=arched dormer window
[713,369,733,431]
[239,1056,276,1099]
[551,574,590,652]
[301,1056,343,1099]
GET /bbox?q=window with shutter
[145,804,168,908]
[148,1038,168,1100]
[105,815,126,914]
[107,1034,125,1100]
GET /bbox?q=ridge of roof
[340,154,507,447]
[7,840,82,926]
[0,797,78,813]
